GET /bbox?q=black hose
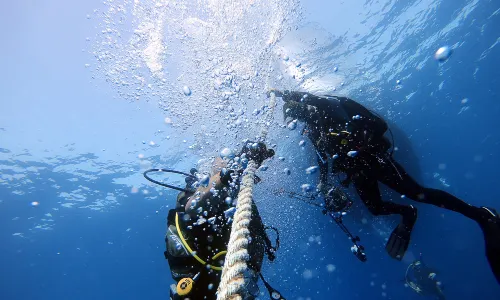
[259,273,286,300]
[143,168,197,193]
[264,226,280,252]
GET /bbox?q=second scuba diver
[271,89,500,284]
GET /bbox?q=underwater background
[1,0,500,299]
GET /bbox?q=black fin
[386,223,411,260]
[480,207,500,284]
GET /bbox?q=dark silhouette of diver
[406,254,445,299]
[144,142,284,299]
[271,89,500,284]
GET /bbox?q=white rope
[217,160,257,300]
[217,92,277,300]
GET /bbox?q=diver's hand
[241,141,275,166]
[266,88,283,98]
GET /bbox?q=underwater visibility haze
[1,0,500,299]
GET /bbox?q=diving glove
[240,141,275,166]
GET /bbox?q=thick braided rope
[216,161,258,300]
[217,92,277,300]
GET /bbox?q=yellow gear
[177,277,194,296]
[175,212,227,271]
[328,130,350,146]
[328,130,351,137]
[174,213,228,296]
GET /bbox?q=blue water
[1,0,500,299]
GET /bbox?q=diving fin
[479,207,500,284]
[386,206,417,260]
[386,223,412,260]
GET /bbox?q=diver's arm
[185,158,227,212]
[282,91,313,102]
[184,176,221,212]
[185,143,274,212]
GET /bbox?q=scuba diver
[270,89,500,284]
[406,254,445,299]
[144,141,284,300]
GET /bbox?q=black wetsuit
[284,91,488,240]
[164,174,271,299]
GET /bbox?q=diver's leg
[379,157,500,284]
[353,174,414,218]
[353,172,417,260]
[377,158,485,219]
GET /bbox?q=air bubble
[183,86,192,96]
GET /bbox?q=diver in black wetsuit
[150,142,282,300]
[270,89,500,284]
